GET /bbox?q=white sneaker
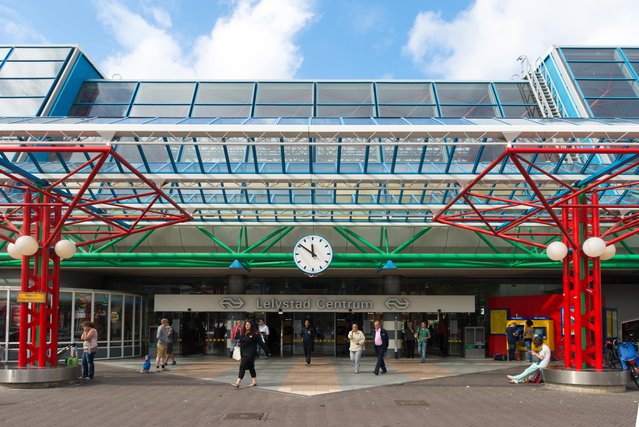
[506,375,515,380]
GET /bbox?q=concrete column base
[0,365,80,388]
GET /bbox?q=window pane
[562,48,619,61]
[501,105,543,118]
[494,83,537,104]
[93,293,109,341]
[110,294,123,341]
[254,104,312,117]
[75,82,136,104]
[191,105,250,117]
[316,105,373,117]
[195,82,254,104]
[436,83,495,104]
[129,104,190,117]
[124,296,133,341]
[8,47,71,60]
[9,291,19,342]
[0,79,53,97]
[440,105,500,117]
[0,61,63,78]
[69,104,129,117]
[623,48,639,61]
[577,79,639,98]
[58,292,72,342]
[74,292,92,340]
[631,63,639,79]
[588,99,639,117]
[569,62,631,79]
[0,290,6,343]
[256,83,312,103]
[134,82,195,103]
[0,98,43,116]
[376,83,434,104]
[316,83,372,103]
[378,105,438,117]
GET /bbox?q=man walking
[257,319,270,359]
[416,321,431,362]
[300,319,316,366]
[156,318,172,371]
[372,320,389,375]
[505,321,519,361]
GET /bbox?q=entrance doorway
[279,313,335,357]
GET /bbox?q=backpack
[527,369,543,384]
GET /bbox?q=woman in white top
[347,324,366,374]
[80,321,98,379]
[508,336,551,383]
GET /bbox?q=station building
[0,45,638,361]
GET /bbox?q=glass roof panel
[246,117,278,124]
[374,118,407,125]
[145,117,185,124]
[435,118,472,125]
[212,117,248,124]
[7,47,71,61]
[195,82,254,104]
[179,117,215,124]
[0,48,10,60]
[0,79,53,97]
[588,99,639,117]
[279,117,309,124]
[253,104,312,117]
[134,82,195,104]
[311,117,341,125]
[376,83,434,104]
[562,48,620,61]
[436,83,495,104]
[191,105,250,117]
[622,48,639,61]
[75,82,136,104]
[501,105,543,118]
[0,98,43,116]
[378,105,437,117]
[316,83,372,103]
[493,83,537,104]
[316,105,373,117]
[631,63,639,78]
[404,118,442,125]
[577,79,639,98]
[569,62,632,79]
[343,117,375,125]
[256,82,312,103]
[440,105,500,117]
[69,104,128,117]
[0,61,63,78]
[129,104,190,117]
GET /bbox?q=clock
[293,235,333,276]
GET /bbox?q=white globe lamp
[14,235,38,256]
[546,241,568,261]
[7,243,21,260]
[54,239,77,260]
[600,244,616,261]
[582,237,606,258]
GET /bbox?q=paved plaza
[1,356,638,426]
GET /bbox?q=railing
[518,55,565,118]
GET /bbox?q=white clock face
[293,235,333,275]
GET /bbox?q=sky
[2,0,639,81]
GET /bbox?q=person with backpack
[507,336,551,383]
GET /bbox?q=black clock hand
[311,243,316,257]
[299,244,315,257]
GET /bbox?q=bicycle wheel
[631,365,639,389]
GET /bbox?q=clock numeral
[297,260,301,263]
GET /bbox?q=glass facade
[0,287,142,361]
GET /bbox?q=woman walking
[80,321,98,379]
[230,320,270,388]
[523,320,534,362]
[347,323,366,374]
[230,320,242,357]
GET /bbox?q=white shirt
[259,324,269,336]
[536,344,551,368]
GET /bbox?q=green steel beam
[93,235,129,253]
[127,229,155,253]
[197,227,234,253]
[333,227,368,253]
[243,226,290,253]
[259,226,294,253]
[335,226,385,254]
[391,227,432,254]
[474,232,502,254]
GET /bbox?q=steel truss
[434,147,639,369]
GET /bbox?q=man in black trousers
[372,320,389,375]
[300,319,316,367]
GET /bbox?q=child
[141,352,152,373]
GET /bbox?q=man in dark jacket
[300,319,316,366]
[372,320,389,375]
[505,321,519,361]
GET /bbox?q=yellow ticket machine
[507,317,554,354]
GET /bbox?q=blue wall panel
[48,53,103,116]
[543,55,581,118]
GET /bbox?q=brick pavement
[1,361,638,426]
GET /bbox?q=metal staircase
[518,55,563,118]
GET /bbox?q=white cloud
[95,0,315,79]
[403,0,639,80]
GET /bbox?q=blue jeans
[418,341,428,361]
[81,351,95,378]
[524,340,532,362]
[374,346,386,373]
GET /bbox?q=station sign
[155,294,475,313]
[17,292,46,303]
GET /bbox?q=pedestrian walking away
[347,323,366,373]
[505,321,519,361]
[156,318,171,371]
[300,319,316,366]
[523,320,534,362]
[372,320,389,375]
[230,320,271,388]
[80,321,98,379]
[416,321,431,362]
[507,336,551,383]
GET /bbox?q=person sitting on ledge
[507,336,551,383]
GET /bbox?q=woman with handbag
[230,320,242,358]
[347,323,366,374]
[80,321,98,379]
[229,320,270,388]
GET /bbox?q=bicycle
[604,339,620,369]
[616,338,639,389]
